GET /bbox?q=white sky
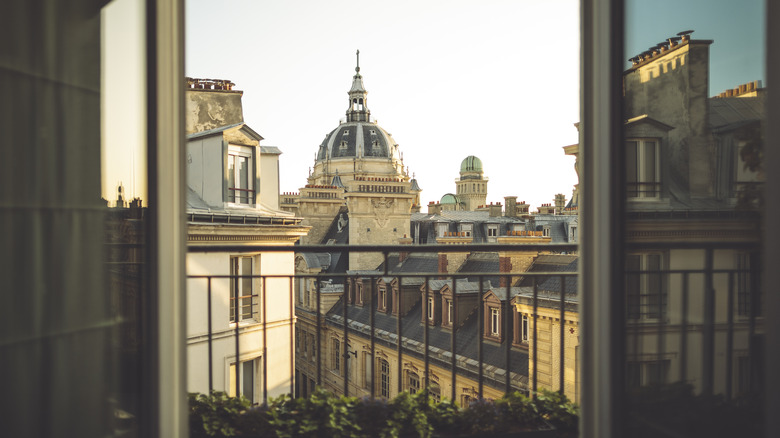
[101,0,764,209]
[185,0,581,210]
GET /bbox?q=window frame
[625,252,666,321]
[626,138,661,199]
[230,256,257,324]
[227,144,255,205]
[490,307,501,336]
[378,358,390,398]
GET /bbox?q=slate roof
[458,252,500,285]
[186,187,296,219]
[326,293,529,389]
[317,122,396,161]
[709,95,764,131]
[516,255,578,295]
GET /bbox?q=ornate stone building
[281,52,421,271]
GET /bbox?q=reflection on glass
[624,1,765,436]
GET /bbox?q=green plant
[189,391,252,437]
[188,387,575,437]
[533,389,579,434]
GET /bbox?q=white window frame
[487,225,498,238]
[626,138,660,199]
[490,307,500,336]
[460,223,473,237]
[228,144,254,205]
[427,296,435,321]
[230,256,256,323]
[447,299,453,325]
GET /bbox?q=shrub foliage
[189,387,579,437]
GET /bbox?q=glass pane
[241,257,253,319]
[239,156,249,202]
[624,1,765,435]
[228,155,236,202]
[626,141,638,196]
[243,361,254,402]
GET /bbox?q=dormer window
[487,225,498,238]
[343,130,349,136]
[483,291,504,342]
[340,140,348,150]
[542,225,551,238]
[427,296,435,321]
[460,223,473,237]
[378,286,388,313]
[490,308,500,336]
[228,145,254,204]
[627,138,660,198]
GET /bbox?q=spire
[346,49,370,122]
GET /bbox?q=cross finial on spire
[356,49,360,73]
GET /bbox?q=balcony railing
[186,242,762,433]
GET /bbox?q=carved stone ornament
[372,197,394,227]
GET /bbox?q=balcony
[186,241,762,437]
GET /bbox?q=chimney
[489,202,503,217]
[517,200,530,215]
[504,196,517,217]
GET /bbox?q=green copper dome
[440,193,458,204]
[460,155,483,173]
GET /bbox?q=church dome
[460,155,483,173]
[315,50,400,164]
[316,122,399,162]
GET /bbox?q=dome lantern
[346,50,370,123]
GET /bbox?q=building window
[230,256,256,323]
[461,223,472,237]
[737,252,753,316]
[408,371,420,394]
[569,226,577,242]
[310,334,316,360]
[363,353,372,389]
[521,314,529,343]
[379,288,387,312]
[487,225,498,237]
[447,299,453,325]
[437,223,448,238]
[626,139,660,198]
[332,339,341,374]
[490,307,500,336]
[542,226,551,237]
[229,358,259,404]
[427,297,435,321]
[379,358,390,398]
[626,253,665,320]
[301,332,308,359]
[355,281,364,306]
[228,145,254,204]
[626,360,670,388]
[428,381,441,403]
